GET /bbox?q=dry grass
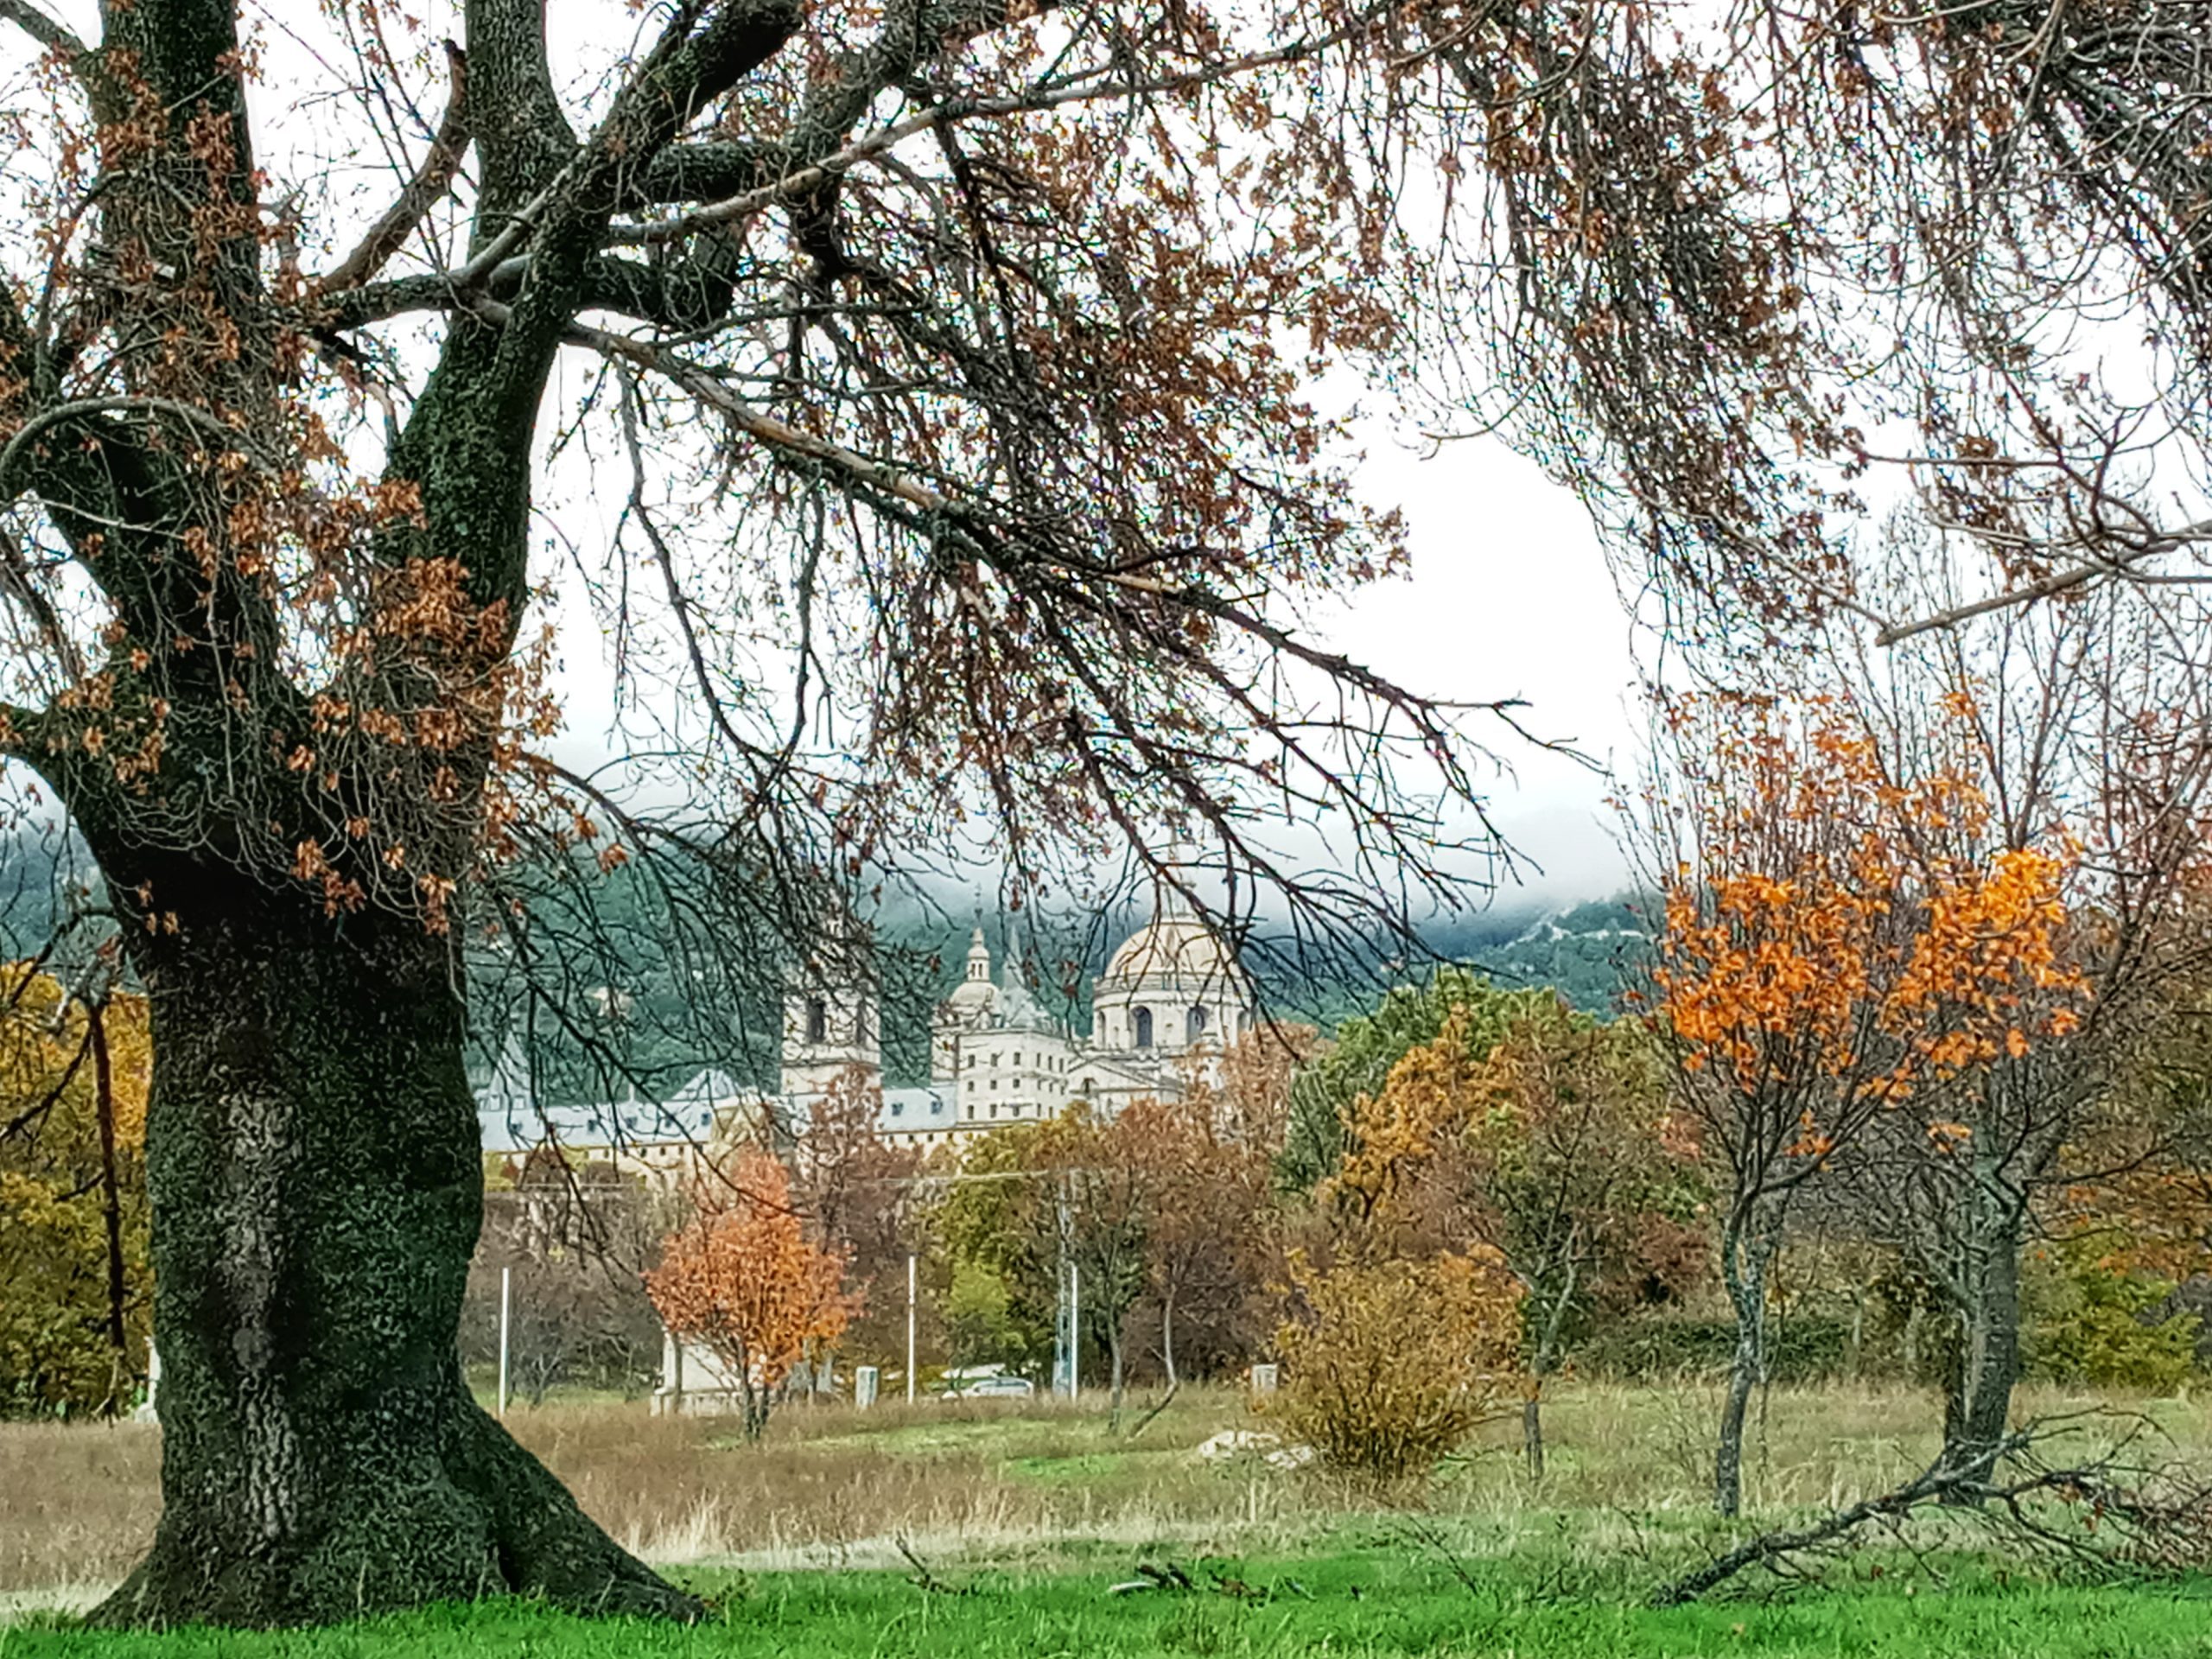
[6,1379,2209,1598]
[0,1416,160,1600]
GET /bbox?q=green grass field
[10,1383,2212,1654]
[8,1552,2212,1658]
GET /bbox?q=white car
[951,1374,1035,1399]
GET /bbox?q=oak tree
[0,0,1516,1625]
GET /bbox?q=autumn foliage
[1275,1248,1522,1484]
[644,1148,857,1442]
[1644,690,2091,1514]
[0,965,152,1416]
[1651,695,2084,1118]
[1318,992,1703,1474]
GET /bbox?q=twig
[318,41,470,293]
[893,1535,967,1595]
[1125,1379,1179,1441]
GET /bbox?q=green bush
[1576,1315,1852,1383]
[2024,1241,2199,1392]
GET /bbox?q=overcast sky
[1313,418,1643,907]
[535,397,1649,916]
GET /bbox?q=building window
[891,1101,904,1118]
[804,995,827,1045]
[1094,1011,1104,1042]
[967,1103,976,1120]
[1187,1005,1208,1044]
[1134,1007,1153,1049]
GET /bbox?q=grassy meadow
[6,1381,2212,1654]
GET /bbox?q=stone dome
[1101,915,1239,988]
[942,925,997,1015]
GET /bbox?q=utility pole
[906,1252,918,1403]
[497,1265,512,1419]
[1053,1179,1071,1397]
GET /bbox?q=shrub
[2025,1240,2200,1393]
[1577,1314,1853,1383]
[1274,1249,1521,1481]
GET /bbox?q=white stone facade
[855,883,1253,1147]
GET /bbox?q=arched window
[1133,1007,1154,1049]
[1186,1005,1208,1044]
[804,995,827,1045]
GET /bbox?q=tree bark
[1942,1200,2023,1485]
[1108,1321,1125,1428]
[1160,1290,1178,1393]
[1522,1386,1545,1482]
[89,874,694,1628]
[1714,1212,1770,1519]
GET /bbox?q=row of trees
[1642,586,2212,1514]
[637,594,2212,1497]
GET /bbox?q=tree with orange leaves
[1813,591,2212,1482]
[1645,690,2082,1516]
[645,1148,857,1444]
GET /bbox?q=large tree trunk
[91,878,694,1628]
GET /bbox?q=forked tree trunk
[92,877,692,1627]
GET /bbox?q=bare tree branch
[317,41,471,293]
[0,0,88,61]
[1877,518,2212,644]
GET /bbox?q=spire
[1155,838,1198,920]
[965,923,991,983]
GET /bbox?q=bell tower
[779,915,881,1102]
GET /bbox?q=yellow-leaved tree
[0,963,154,1416]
